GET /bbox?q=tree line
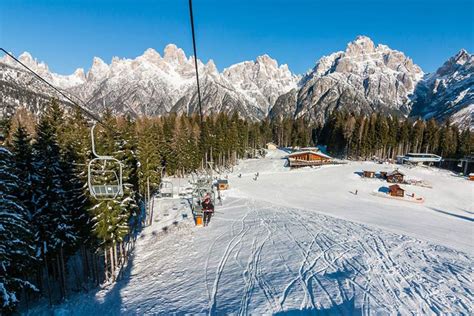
[1,101,472,312]
[314,112,472,159]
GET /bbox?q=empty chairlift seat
[91,184,121,197]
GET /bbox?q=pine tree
[456,129,472,158]
[137,118,162,198]
[439,120,457,157]
[0,147,37,312]
[10,125,36,222]
[32,102,78,298]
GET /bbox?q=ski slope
[30,149,473,315]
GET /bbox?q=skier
[355,189,358,195]
[201,193,214,226]
[217,189,222,205]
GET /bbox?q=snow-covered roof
[287,150,332,159]
[300,147,319,151]
[388,170,405,176]
[389,184,404,190]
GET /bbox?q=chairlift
[87,124,124,200]
[159,180,173,198]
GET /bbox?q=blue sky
[1,0,473,75]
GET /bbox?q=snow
[28,149,473,314]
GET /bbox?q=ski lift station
[398,153,442,164]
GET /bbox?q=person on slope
[201,194,214,227]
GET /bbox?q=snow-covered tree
[0,147,36,312]
[32,102,78,298]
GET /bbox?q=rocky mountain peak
[454,49,470,64]
[164,44,187,64]
[205,59,218,74]
[87,56,109,81]
[73,68,86,80]
[141,48,162,64]
[345,35,376,56]
[14,52,50,75]
[256,54,278,68]
[18,51,34,64]
[436,49,472,77]
[411,49,473,129]
[292,36,425,124]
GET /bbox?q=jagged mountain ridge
[0,36,472,128]
[0,45,298,120]
[411,49,473,129]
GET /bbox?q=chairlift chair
[87,124,124,200]
[159,180,174,198]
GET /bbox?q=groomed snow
[29,149,473,315]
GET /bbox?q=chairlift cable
[1,48,124,199]
[188,0,204,125]
[0,47,112,131]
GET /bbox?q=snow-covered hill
[1,37,472,127]
[28,150,473,315]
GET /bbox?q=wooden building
[388,184,405,197]
[287,150,332,168]
[217,179,229,190]
[387,170,405,183]
[469,173,474,181]
[363,170,375,178]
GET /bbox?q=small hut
[387,170,405,183]
[217,179,229,190]
[469,173,474,181]
[266,142,278,150]
[388,184,405,197]
[363,170,376,178]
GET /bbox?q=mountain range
[0,36,472,129]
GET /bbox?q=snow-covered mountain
[0,45,297,120]
[270,36,424,123]
[0,36,472,128]
[223,55,299,115]
[410,49,473,129]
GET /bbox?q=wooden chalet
[287,150,332,168]
[387,170,405,183]
[217,179,229,190]
[363,170,376,178]
[388,184,405,197]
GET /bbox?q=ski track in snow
[29,152,473,315]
